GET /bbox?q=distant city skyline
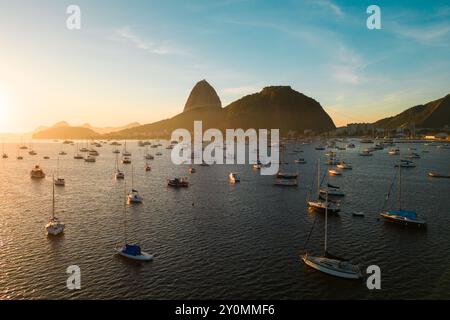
[1,0,449,133]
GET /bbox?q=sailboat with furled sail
[127,165,143,203]
[46,175,65,236]
[307,159,340,214]
[274,143,298,186]
[2,139,8,159]
[380,163,426,227]
[301,190,362,279]
[114,153,125,179]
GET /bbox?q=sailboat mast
[324,189,328,255]
[317,159,320,197]
[123,181,127,244]
[52,174,55,219]
[397,163,402,210]
[131,165,134,189]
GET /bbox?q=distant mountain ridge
[104,81,336,139]
[374,94,450,129]
[33,121,141,138]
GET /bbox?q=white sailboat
[114,153,125,179]
[2,139,8,159]
[115,182,153,261]
[127,166,143,203]
[301,190,362,279]
[307,159,340,214]
[122,141,131,157]
[54,157,65,186]
[46,175,65,236]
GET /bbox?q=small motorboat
[28,150,37,155]
[277,172,298,179]
[80,147,89,152]
[17,156,24,160]
[189,167,196,174]
[346,143,355,148]
[315,146,326,150]
[114,244,153,261]
[155,152,163,156]
[388,148,400,155]
[112,149,121,154]
[88,149,99,156]
[74,154,84,159]
[359,149,372,156]
[145,163,151,172]
[168,177,189,188]
[352,212,365,217]
[2,153,8,159]
[328,168,342,176]
[58,151,67,156]
[428,172,450,178]
[54,178,65,186]
[43,156,50,160]
[294,158,306,164]
[145,154,154,160]
[336,162,352,169]
[229,172,240,184]
[122,156,131,164]
[127,189,143,203]
[84,155,96,162]
[30,165,46,179]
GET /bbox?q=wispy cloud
[392,22,450,46]
[313,0,343,16]
[113,26,187,55]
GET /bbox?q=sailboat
[380,164,426,227]
[122,141,131,157]
[45,175,65,236]
[74,143,84,159]
[115,182,153,261]
[2,139,8,158]
[54,157,65,186]
[307,159,340,214]
[114,153,125,179]
[127,166,143,203]
[274,144,298,186]
[17,146,23,160]
[144,145,154,160]
[301,190,362,279]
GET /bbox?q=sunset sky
[0,0,449,133]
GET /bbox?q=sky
[0,0,449,133]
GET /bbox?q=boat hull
[114,248,153,261]
[301,254,361,279]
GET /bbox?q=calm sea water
[0,140,449,299]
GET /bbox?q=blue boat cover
[387,210,417,220]
[123,244,141,255]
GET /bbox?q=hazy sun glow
[0,90,12,133]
